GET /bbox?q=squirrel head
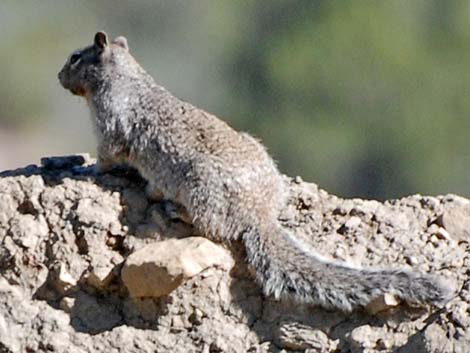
[58,32,133,98]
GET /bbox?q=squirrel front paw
[94,155,118,174]
[93,162,113,175]
[162,200,192,224]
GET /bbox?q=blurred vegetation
[0,1,468,199]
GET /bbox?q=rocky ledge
[0,154,469,353]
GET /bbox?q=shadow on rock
[1,154,467,352]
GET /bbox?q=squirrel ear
[113,36,129,51]
[94,31,109,50]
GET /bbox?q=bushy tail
[242,222,454,312]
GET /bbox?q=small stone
[106,236,117,247]
[121,237,234,298]
[376,338,392,350]
[278,323,336,351]
[435,227,451,241]
[170,316,188,332]
[109,221,122,236]
[294,176,303,184]
[437,205,470,241]
[58,264,77,286]
[41,154,88,169]
[428,223,440,234]
[405,255,418,266]
[441,194,470,206]
[59,297,76,313]
[9,215,49,249]
[332,207,347,216]
[450,302,470,328]
[74,197,121,231]
[349,325,376,349]
[209,337,228,353]
[338,216,361,234]
[420,197,440,210]
[189,308,205,326]
[366,293,400,314]
[334,247,347,261]
[429,234,440,246]
[345,216,361,229]
[51,262,78,294]
[420,323,453,352]
[84,265,115,289]
[349,207,366,217]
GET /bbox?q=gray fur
[58,32,454,312]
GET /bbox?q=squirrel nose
[58,70,66,86]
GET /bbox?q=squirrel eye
[70,51,82,65]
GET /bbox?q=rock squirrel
[58,32,454,312]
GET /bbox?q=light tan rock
[57,262,77,289]
[121,237,234,298]
[1,156,469,353]
[278,322,338,352]
[437,205,470,241]
[9,214,49,249]
[74,195,122,233]
[349,325,376,350]
[345,216,362,229]
[421,323,454,353]
[59,297,76,313]
[366,293,400,314]
[84,265,115,289]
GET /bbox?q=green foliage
[0,1,468,198]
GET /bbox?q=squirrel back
[58,32,454,312]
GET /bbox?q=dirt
[0,154,468,353]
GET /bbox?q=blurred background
[0,1,468,199]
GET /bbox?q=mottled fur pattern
[58,32,454,312]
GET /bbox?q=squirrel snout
[58,70,66,84]
[57,71,64,86]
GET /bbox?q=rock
[348,325,409,352]
[278,323,338,351]
[40,154,89,169]
[188,307,205,326]
[450,302,470,328]
[420,323,454,353]
[0,155,468,353]
[345,216,362,229]
[59,296,76,313]
[337,216,362,235]
[56,262,78,290]
[121,237,234,298]
[348,325,376,350]
[366,293,400,314]
[70,291,123,334]
[83,265,115,289]
[74,196,122,232]
[437,205,470,240]
[9,214,49,249]
[170,315,190,332]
